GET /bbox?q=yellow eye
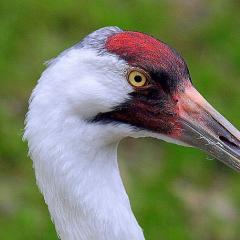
[128,70,148,87]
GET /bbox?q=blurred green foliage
[0,0,240,239]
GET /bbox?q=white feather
[24,46,145,240]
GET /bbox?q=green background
[0,0,240,239]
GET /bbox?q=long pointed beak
[177,86,240,171]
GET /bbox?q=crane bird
[24,27,240,240]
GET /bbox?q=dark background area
[0,0,239,239]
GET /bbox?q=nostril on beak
[219,135,239,149]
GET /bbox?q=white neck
[25,102,145,240]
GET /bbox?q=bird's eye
[127,70,148,88]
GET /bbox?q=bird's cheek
[164,112,183,139]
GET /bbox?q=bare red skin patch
[105,31,186,74]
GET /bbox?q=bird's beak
[175,85,240,171]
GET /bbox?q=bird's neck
[26,109,144,240]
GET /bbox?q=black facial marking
[91,84,180,135]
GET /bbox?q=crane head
[43,27,240,171]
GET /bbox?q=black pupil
[134,75,142,83]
